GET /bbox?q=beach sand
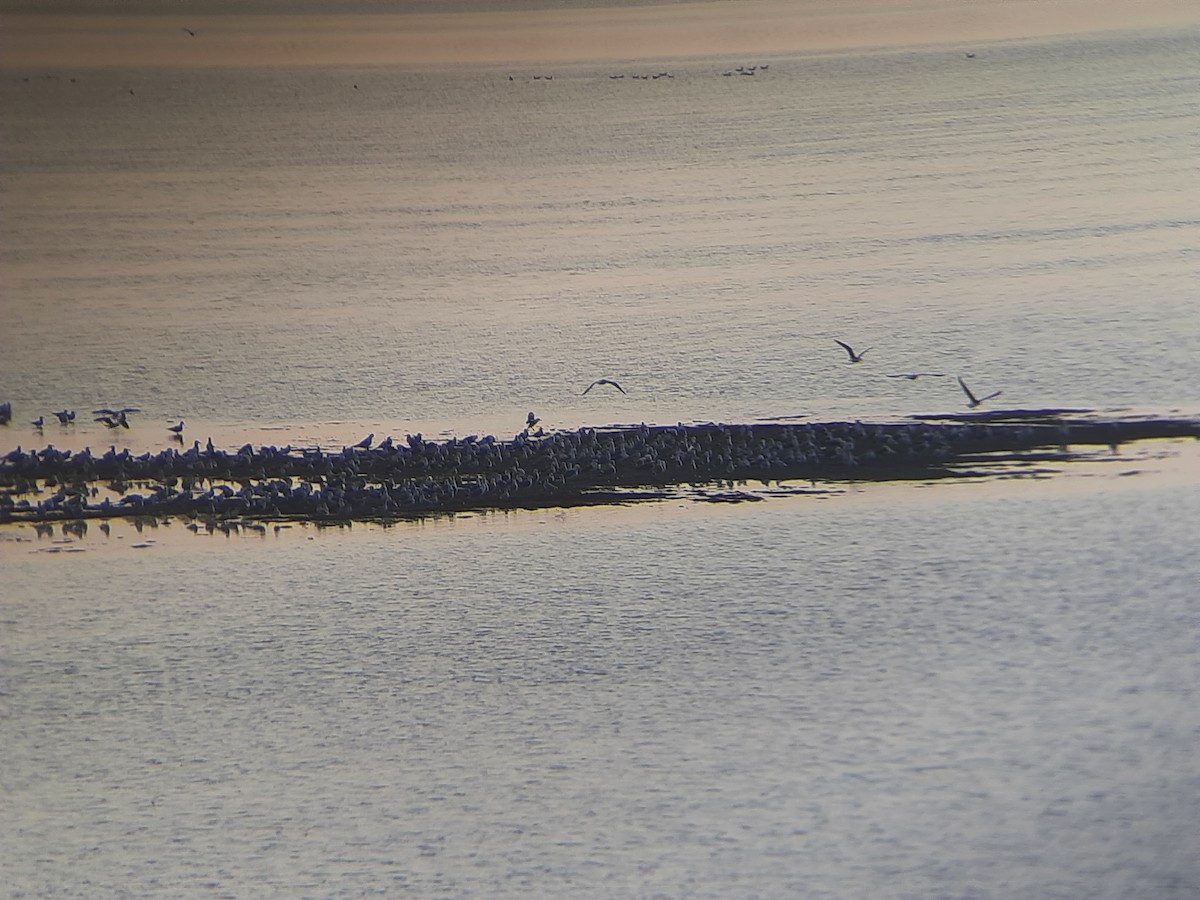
[4,0,1198,68]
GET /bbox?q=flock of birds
[1,348,1000,453]
[0,404,185,436]
[832,339,1002,409]
[510,63,769,83]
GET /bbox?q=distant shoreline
[4,0,1199,68]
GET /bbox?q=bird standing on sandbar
[957,376,1002,409]
[835,340,871,363]
[353,433,373,450]
[583,378,626,395]
[53,409,76,424]
[168,421,185,434]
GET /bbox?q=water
[3,16,1200,898]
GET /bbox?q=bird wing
[957,377,979,403]
[835,340,854,357]
[582,381,597,394]
[610,380,626,393]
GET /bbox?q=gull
[957,376,1002,409]
[32,416,44,427]
[886,372,945,380]
[93,407,140,416]
[582,378,626,395]
[526,412,540,430]
[835,340,871,363]
[53,409,76,424]
[168,421,185,434]
[352,433,373,449]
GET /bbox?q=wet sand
[4,0,1199,68]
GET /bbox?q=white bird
[958,376,1002,409]
[886,372,945,380]
[835,340,871,363]
[582,378,626,395]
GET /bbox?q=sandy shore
[4,0,1198,68]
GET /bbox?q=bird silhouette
[835,340,871,363]
[168,421,185,434]
[53,409,76,424]
[582,378,626,395]
[526,412,540,430]
[886,373,945,380]
[353,433,373,449]
[957,376,1002,409]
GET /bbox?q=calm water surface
[2,23,1199,898]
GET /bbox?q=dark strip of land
[2,412,1197,523]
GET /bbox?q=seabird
[168,421,185,434]
[53,409,76,424]
[183,27,196,37]
[582,378,626,395]
[353,433,374,449]
[32,416,44,427]
[886,373,945,380]
[526,412,540,430]
[957,376,1002,409]
[835,340,871,363]
[93,407,139,416]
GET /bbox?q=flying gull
[886,373,945,380]
[957,376,1002,409]
[835,340,871,363]
[582,378,626,395]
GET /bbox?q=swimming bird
[957,376,1002,409]
[168,421,185,434]
[835,340,871,363]
[886,373,945,380]
[583,378,626,395]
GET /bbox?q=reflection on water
[4,472,1199,896]
[3,29,1199,436]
